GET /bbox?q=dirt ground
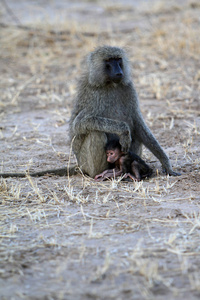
[0,0,200,299]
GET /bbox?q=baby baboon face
[106,148,121,164]
[105,58,123,83]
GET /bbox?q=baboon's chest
[97,89,131,121]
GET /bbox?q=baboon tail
[0,166,79,178]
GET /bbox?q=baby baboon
[95,138,152,181]
[69,45,180,178]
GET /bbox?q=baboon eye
[106,62,111,70]
[118,58,123,68]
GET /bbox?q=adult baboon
[0,45,180,179]
[69,45,180,178]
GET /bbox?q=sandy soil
[0,1,200,299]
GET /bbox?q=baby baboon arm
[72,113,131,151]
[95,168,123,181]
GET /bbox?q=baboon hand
[163,167,181,176]
[119,130,131,152]
[167,170,181,176]
[94,170,107,181]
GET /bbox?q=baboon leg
[76,132,108,178]
[130,139,142,157]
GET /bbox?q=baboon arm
[72,112,131,151]
[73,112,128,134]
[136,118,180,175]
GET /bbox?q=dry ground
[0,1,200,299]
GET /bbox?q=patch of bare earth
[0,1,200,299]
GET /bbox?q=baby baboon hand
[94,172,105,181]
[94,174,104,181]
[119,130,131,152]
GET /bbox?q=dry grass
[0,0,200,299]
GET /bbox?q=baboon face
[87,46,131,87]
[106,148,121,163]
[105,58,123,84]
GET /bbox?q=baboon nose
[116,72,123,78]
[113,72,123,83]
